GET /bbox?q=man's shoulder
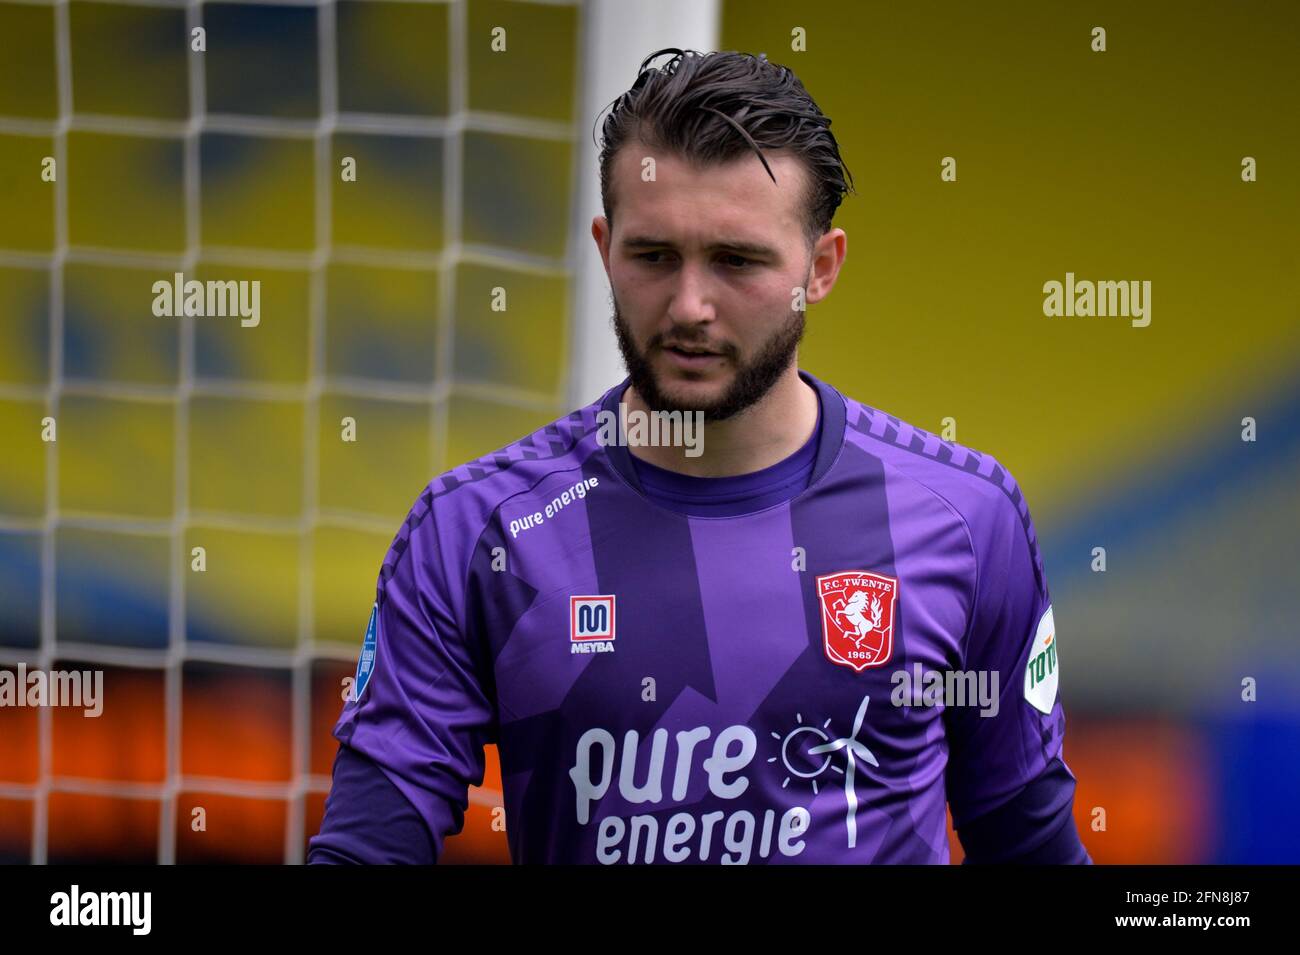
[833,385,1035,540]
[386,389,613,560]
[369,389,615,604]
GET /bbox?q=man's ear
[592,215,612,275]
[806,228,847,305]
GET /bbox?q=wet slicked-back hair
[596,48,855,250]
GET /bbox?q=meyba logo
[570,595,615,653]
[352,602,378,701]
[1023,605,1059,714]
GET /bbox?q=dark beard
[610,297,805,422]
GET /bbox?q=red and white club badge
[816,570,899,672]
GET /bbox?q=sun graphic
[764,695,881,850]
[768,713,844,795]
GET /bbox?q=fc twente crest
[816,570,898,672]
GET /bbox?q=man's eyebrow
[620,235,780,257]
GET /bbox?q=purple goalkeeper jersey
[328,368,1072,864]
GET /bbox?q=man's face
[596,145,817,421]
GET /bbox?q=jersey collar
[596,367,846,494]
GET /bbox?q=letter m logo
[570,595,615,642]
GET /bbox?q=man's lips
[662,343,724,356]
[661,345,726,369]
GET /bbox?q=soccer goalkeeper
[309,48,1090,865]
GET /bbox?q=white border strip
[567,0,721,409]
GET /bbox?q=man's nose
[665,260,717,325]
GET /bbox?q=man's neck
[619,369,819,478]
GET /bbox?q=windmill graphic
[771,693,880,849]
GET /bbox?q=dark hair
[596,48,855,251]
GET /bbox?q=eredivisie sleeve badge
[351,601,379,702]
[816,570,898,672]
